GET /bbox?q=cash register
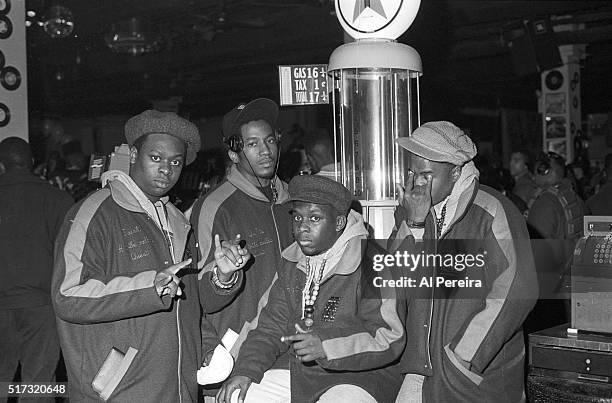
[528,216,612,402]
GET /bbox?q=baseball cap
[222,98,279,138]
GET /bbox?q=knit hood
[438,161,480,236]
[226,165,289,204]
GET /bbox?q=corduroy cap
[125,110,201,165]
[222,98,279,138]
[286,175,352,215]
[396,121,477,165]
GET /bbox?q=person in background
[277,124,309,181]
[189,98,293,399]
[303,128,339,181]
[278,144,310,181]
[217,175,405,403]
[482,167,527,214]
[585,153,612,215]
[509,149,537,204]
[524,151,584,331]
[52,110,247,402]
[389,121,537,402]
[0,137,74,403]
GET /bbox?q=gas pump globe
[329,0,422,239]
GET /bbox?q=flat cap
[396,121,477,166]
[286,175,352,215]
[125,110,201,165]
[222,98,279,138]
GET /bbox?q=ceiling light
[42,5,74,38]
[105,17,161,56]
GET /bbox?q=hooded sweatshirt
[233,211,406,403]
[389,162,538,403]
[190,165,293,362]
[52,171,241,402]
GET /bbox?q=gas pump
[328,0,422,239]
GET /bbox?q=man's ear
[129,146,138,164]
[336,214,347,232]
[228,150,240,164]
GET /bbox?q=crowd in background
[24,125,612,212]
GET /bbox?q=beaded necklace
[301,257,327,329]
[436,202,447,235]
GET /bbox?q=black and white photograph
[2,1,612,402]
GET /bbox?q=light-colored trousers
[208,369,377,403]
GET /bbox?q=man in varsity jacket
[189,99,293,391]
[217,175,406,403]
[52,110,248,402]
[389,121,538,402]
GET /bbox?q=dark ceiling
[24,0,612,119]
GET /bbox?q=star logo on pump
[337,0,403,35]
[353,0,386,22]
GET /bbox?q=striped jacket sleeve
[52,193,169,324]
[231,274,290,383]
[193,184,235,277]
[316,263,406,371]
[449,192,538,373]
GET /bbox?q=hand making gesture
[214,233,251,283]
[155,258,192,298]
[281,323,326,362]
[396,171,433,224]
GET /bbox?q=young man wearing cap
[189,98,293,395]
[217,175,405,403]
[52,110,249,402]
[389,121,537,402]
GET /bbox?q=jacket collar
[282,210,368,282]
[226,164,289,204]
[101,170,169,213]
[436,161,479,236]
[100,170,190,264]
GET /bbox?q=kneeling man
[217,175,405,403]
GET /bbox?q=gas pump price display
[278,64,329,106]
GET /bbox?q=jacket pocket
[91,346,138,401]
[444,343,483,386]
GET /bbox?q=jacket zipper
[177,300,182,403]
[270,203,282,255]
[150,210,183,403]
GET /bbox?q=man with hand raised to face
[189,98,293,399]
[388,121,537,403]
[217,175,406,403]
[52,110,249,402]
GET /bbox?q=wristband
[212,266,239,289]
[406,219,426,228]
